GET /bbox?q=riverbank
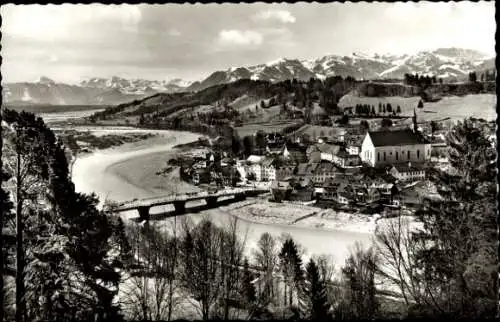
[72,129,202,204]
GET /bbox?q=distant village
[170,110,493,216]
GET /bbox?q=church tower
[412,108,418,133]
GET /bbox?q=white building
[246,157,277,182]
[360,129,431,167]
[390,162,426,182]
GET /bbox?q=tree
[381,118,393,128]
[375,215,426,313]
[121,223,179,321]
[0,110,14,322]
[300,259,330,320]
[360,120,370,132]
[218,217,246,320]
[337,244,378,320]
[181,219,223,320]
[411,119,496,318]
[255,131,267,155]
[397,105,402,114]
[386,103,393,113]
[418,100,424,109]
[241,257,256,309]
[231,134,242,157]
[253,233,278,304]
[242,136,254,157]
[439,78,443,85]
[430,121,438,141]
[378,103,382,114]
[279,238,303,307]
[382,105,386,114]
[336,114,349,125]
[468,71,477,83]
[371,106,376,115]
[2,109,128,321]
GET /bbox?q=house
[290,187,315,202]
[333,149,362,168]
[266,143,283,155]
[345,132,365,156]
[360,129,431,167]
[261,158,277,182]
[306,143,341,163]
[312,162,338,185]
[296,162,319,180]
[271,180,293,201]
[347,145,361,156]
[276,163,296,181]
[322,178,341,200]
[390,162,426,182]
[429,134,448,157]
[283,143,307,162]
[364,187,381,204]
[192,168,211,185]
[367,176,395,196]
[336,183,351,205]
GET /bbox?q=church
[360,111,431,167]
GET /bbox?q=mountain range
[3,48,494,106]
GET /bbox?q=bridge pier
[173,201,186,214]
[137,206,150,221]
[205,196,218,208]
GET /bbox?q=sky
[1,2,496,84]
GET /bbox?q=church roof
[368,129,430,147]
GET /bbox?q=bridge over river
[108,187,270,220]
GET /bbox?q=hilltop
[90,75,495,135]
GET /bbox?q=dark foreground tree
[411,118,497,318]
[300,259,330,320]
[2,109,128,321]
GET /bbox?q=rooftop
[307,143,341,155]
[297,162,319,175]
[392,162,426,173]
[368,129,430,147]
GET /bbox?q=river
[70,127,373,266]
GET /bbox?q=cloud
[168,28,181,37]
[253,9,296,24]
[1,4,142,40]
[218,29,263,46]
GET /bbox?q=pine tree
[412,119,496,318]
[279,238,303,307]
[301,259,330,320]
[2,109,128,321]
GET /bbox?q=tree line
[119,215,380,321]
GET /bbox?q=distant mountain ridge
[3,47,494,106]
[187,47,494,91]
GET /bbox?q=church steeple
[412,108,418,133]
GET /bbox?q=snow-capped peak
[36,76,56,85]
[266,58,289,67]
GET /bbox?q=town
[168,105,489,217]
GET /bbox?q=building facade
[390,163,426,182]
[360,129,431,167]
